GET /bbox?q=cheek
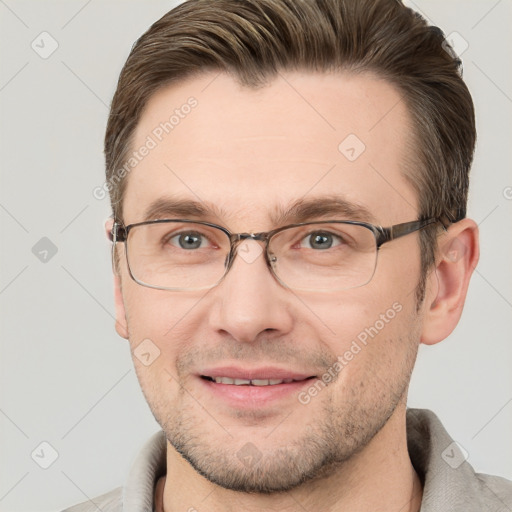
[321,302,419,410]
[121,283,207,375]
[309,278,418,378]
[122,276,199,339]
[376,239,423,297]
[123,292,185,403]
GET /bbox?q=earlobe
[420,218,479,346]
[105,218,129,340]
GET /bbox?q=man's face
[113,71,432,492]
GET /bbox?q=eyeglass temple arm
[375,216,451,247]
[109,222,127,243]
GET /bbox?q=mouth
[198,370,318,408]
[200,375,316,386]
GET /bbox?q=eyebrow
[140,195,378,226]
[272,195,377,225]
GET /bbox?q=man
[63,0,512,510]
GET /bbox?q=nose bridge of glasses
[225,232,274,272]
[230,232,271,252]
[232,232,270,242]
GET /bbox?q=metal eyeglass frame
[110,216,448,292]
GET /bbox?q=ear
[105,218,129,340]
[420,218,479,345]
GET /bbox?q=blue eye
[168,231,208,250]
[300,231,343,250]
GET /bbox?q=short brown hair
[105,0,476,304]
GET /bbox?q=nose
[208,239,294,343]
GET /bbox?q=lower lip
[199,376,315,407]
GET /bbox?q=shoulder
[474,472,512,508]
[60,486,122,512]
[406,408,512,509]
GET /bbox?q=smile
[201,376,315,386]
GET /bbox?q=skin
[105,70,479,512]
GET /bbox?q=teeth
[212,376,301,386]
[251,379,273,386]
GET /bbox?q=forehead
[123,71,417,228]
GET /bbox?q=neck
[159,405,423,512]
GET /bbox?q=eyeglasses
[110,217,444,292]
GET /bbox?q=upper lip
[199,366,316,381]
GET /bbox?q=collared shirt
[61,408,512,512]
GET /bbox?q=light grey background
[0,1,511,511]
